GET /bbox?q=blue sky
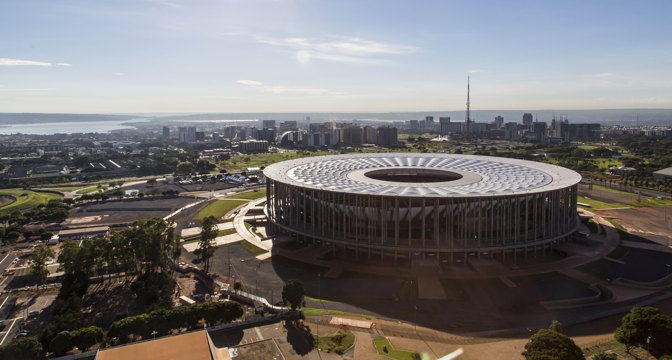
[1,0,671,113]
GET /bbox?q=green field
[0,189,63,214]
[589,184,634,195]
[313,330,355,355]
[216,228,238,237]
[578,196,629,210]
[229,189,267,200]
[373,337,419,360]
[193,199,248,220]
[592,158,624,171]
[34,186,87,192]
[240,240,267,255]
[78,186,103,194]
[578,194,672,210]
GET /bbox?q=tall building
[439,117,451,135]
[162,126,170,140]
[195,131,205,142]
[504,122,520,140]
[341,126,363,146]
[262,120,276,129]
[178,126,196,143]
[494,116,504,129]
[375,127,398,147]
[279,121,298,132]
[255,128,277,143]
[568,123,601,140]
[239,140,269,154]
[522,113,534,126]
[363,126,377,144]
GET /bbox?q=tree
[49,331,73,356]
[282,279,305,311]
[31,245,54,287]
[522,328,584,360]
[197,216,217,273]
[57,240,81,274]
[0,337,43,360]
[127,218,178,273]
[615,306,672,355]
[72,326,104,351]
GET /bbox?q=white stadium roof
[263,153,581,198]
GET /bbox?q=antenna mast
[466,75,471,134]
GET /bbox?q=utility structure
[264,153,581,266]
[465,75,471,134]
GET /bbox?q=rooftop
[263,153,581,197]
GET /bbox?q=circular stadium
[263,153,581,265]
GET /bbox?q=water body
[0,119,148,135]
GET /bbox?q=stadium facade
[263,153,581,264]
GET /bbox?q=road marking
[0,318,19,345]
[0,253,10,266]
[0,296,9,309]
[254,326,264,341]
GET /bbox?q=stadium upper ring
[263,153,581,197]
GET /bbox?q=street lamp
[413,304,419,333]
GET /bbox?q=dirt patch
[601,206,672,246]
[578,185,639,204]
[66,197,198,226]
[0,195,15,208]
[81,279,146,329]
[175,274,210,299]
[235,339,284,360]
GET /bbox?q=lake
[0,119,147,135]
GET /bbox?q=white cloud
[236,79,263,86]
[56,63,73,67]
[0,58,53,66]
[236,79,342,96]
[256,36,417,64]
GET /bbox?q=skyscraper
[522,113,534,126]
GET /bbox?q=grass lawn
[240,240,267,255]
[193,199,248,221]
[302,308,373,319]
[313,330,355,355]
[590,184,634,195]
[229,188,267,200]
[592,157,624,171]
[34,185,87,192]
[216,228,237,237]
[373,337,419,360]
[78,186,103,194]
[578,196,629,210]
[0,189,62,214]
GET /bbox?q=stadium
[263,153,581,265]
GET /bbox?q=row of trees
[522,307,672,359]
[49,326,105,356]
[108,301,243,344]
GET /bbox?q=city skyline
[1,0,671,113]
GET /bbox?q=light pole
[413,304,419,333]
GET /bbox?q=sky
[1,0,671,113]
